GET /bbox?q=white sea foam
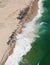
[37,62,39,65]
[5,15,39,65]
[5,0,43,65]
[38,0,44,17]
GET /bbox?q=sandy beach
[0,0,38,65]
[0,0,31,61]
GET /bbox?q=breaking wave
[5,0,43,65]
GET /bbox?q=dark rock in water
[17,6,29,20]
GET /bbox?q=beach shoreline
[0,0,31,61]
[0,0,38,65]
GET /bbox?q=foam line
[5,0,43,65]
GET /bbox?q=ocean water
[5,0,50,65]
[19,0,50,65]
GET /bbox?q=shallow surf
[4,0,44,65]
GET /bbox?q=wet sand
[0,0,38,65]
[0,0,30,61]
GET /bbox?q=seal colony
[0,0,38,65]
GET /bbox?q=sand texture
[0,0,38,65]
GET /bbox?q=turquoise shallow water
[19,0,50,65]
